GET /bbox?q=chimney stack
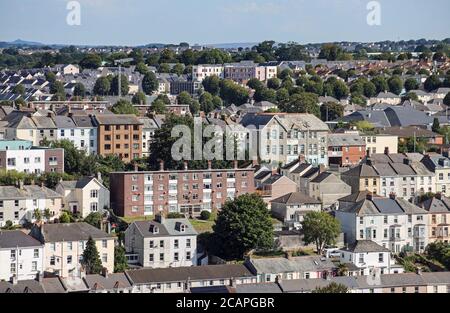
[384,147,389,155]
[233,160,238,169]
[389,193,396,200]
[366,193,373,201]
[298,154,306,164]
[435,192,442,200]
[207,160,212,170]
[134,163,139,172]
[184,161,189,171]
[252,158,259,167]
[102,267,108,278]
[11,275,18,285]
[159,160,164,171]
[319,164,326,174]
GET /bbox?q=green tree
[84,212,103,229]
[404,78,419,91]
[219,79,249,105]
[114,245,129,273]
[50,81,65,95]
[432,118,441,133]
[312,282,348,293]
[371,76,389,94]
[73,83,86,97]
[151,99,167,114]
[388,75,404,95]
[267,77,281,89]
[212,193,274,260]
[247,78,264,91]
[254,87,276,103]
[50,140,83,175]
[319,44,344,61]
[93,77,111,96]
[171,63,185,75]
[12,84,25,95]
[132,91,146,105]
[80,54,102,69]
[424,75,442,92]
[177,91,193,105]
[111,99,139,115]
[279,92,320,117]
[33,209,42,222]
[59,211,71,223]
[276,88,290,102]
[202,75,221,95]
[321,102,344,121]
[111,74,129,96]
[81,236,103,274]
[301,211,341,254]
[142,71,158,95]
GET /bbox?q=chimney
[384,147,389,155]
[319,164,326,174]
[298,154,306,164]
[207,160,212,170]
[156,214,165,224]
[134,163,139,172]
[435,192,442,200]
[366,193,373,201]
[389,193,396,200]
[285,251,292,260]
[18,180,24,190]
[102,267,108,278]
[159,160,164,171]
[366,158,372,166]
[230,277,236,288]
[252,158,259,167]
[416,267,422,275]
[97,172,102,182]
[403,158,411,166]
[233,160,238,169]
[11,275,18,285]
[184,161,189,171]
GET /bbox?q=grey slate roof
[270,192,321,205]
[0,230,43,249]
[341,197,426,216]
[235,283,282,293]
[0,280,45,293]
[0,185,62,200]
[248,256,335,274]
[125,264,255,284]
[53,115,76,128]
[94,114,142,125]
[84,273,132,290]
[133,218,197,237]
[328,133,365,146]
[341,240,390,253]
[37,222,114,242]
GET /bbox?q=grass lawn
[119,215,153,224]
[189,219,215,233]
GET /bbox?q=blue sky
[0,0,449,46]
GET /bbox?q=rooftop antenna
[114,58,133,98]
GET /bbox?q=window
[174,239,179,249]
[50,256,55,265]
[359,254,364,263]
[102,240,107,248]
[149,254,154,262]
[160,253,164,261]
[10,263,16,274]
[186,252,191,260]
[67,255,72,264]
[149,240,154,248]
[67,242,73,250]
[159,240,164,248]
[90,190,98,198]
[378,253,384,263]
[34,249,39,258]
[32,261,37,271]
[186,239,191,248]
[102,253,107,262]
[174,252,179,261]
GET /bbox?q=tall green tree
[73,83,86,97]
[110,74,129,96]
[212,193,274,260]
[142,71,158,95]
[80,53,102,69]
[279,92,320,117]
[111,99,139,115]
[424,74,442,92]
[81,236,103,274]
[388,75,404,95]
[301,211,340,255]
[320,102,344,121]
[114,246,129,273]
[132,91,146,105]
[93,77,111,96]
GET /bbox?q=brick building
[94,115,143,163]
[328,133,366,167]
[109,161,255,217]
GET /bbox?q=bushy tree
[301,211,340,254]
[142,71,158,95]
[279,92,320,117]
[111,99,139,115]
[84,212,103,229]
[424,75,441,92]
[132,91,146,105]
[110,74,129,96]
[313,282,348,293]
[212,193,274,260]
[404,78,419,91]
[93,77,111,96]
[114,246,129,273]
[321,102,343,121]
[73,83,86,97]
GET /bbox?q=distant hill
[0,39,45,48]
[206,42,258,49]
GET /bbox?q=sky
[0,0,449,46]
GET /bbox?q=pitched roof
[0,185,62,200]
[133,218,197,237]
[249,256,335,274]
[338,191,372,203]
[94,114,142,125]
[84,273,132,290]
[38,222,114,242]
[0,280,45,293]
[328,133,365,146]
[341,240,390,253]
[0,230,42,249]
[271,192,321,205]
[125,264,254,284]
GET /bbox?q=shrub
[200,210,211,221]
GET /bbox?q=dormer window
[149,225,159,234]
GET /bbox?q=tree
[111,74,129,96]
[50,81,65,95]
[132,91,146,105]
[73,83,86,97]
[142,71,158,95]
[93,77,111,96]
[212,193,274,260]
[33,209,42,222]
[362,81,377,98]
[279,93,320,118]
[354,120,375,131]
[59,211,71,223]
[324,78,349,100]
[219,79,249,105]
[111,99,139,115]
[432,118,441,133]
[301,211,340,255]
[114,245,129,273]
[267,77,281,90]
[84,212,103,229]
[312,282,348,293]
[276,88,289,103]
[388,76,404,95]
[135,62,149,75]
[254,87,276,103]
[321,102,343,121]
[337,263,349,276]
[200,210,211,221]
[202,75,221,95]
[50,140,83,174]
[424,75,441,92]
[151,99,167,114]
[171,63,185,75]
[43,208,51,221]
[177,91,193,105]
[80,53,102,69]
[444,92,450,106]
[404,78,419,91]
[371,76,389,94]
[247,78,264,91]
[319,44,344,61]
[81,236,103,274]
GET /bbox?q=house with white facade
[338,240,404,276]
[270,192,321,228]
[336,194,429,253]
[0,230,44,282]
[55,115,97,155]
[124,215,198,268]
[0,183,63,227]
[192,64,224,82]
[29,222,115,278]
[55,175,110,218]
